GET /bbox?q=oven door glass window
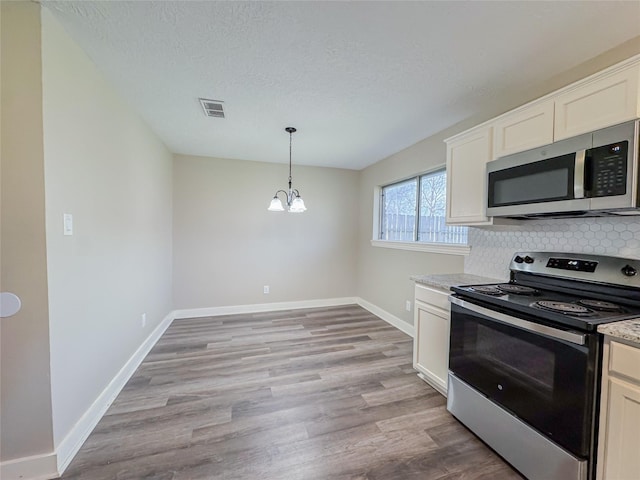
[449,303,595,458]
[488,153,576,207]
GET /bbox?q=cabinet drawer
[609,340,640,383]
[415,284,450,310]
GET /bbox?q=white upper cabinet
[493,100,555,160]
[446,126,493,225]
[555,63,640,141]
[444,55,640,226]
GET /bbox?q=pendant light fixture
[268,127,307,213]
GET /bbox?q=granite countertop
[598,319,640,346]
[410,273,505,293]
[411,273,640,347]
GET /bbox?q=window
[379,169,468,245]
[380,178,417,241]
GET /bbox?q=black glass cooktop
[451,282,640,331]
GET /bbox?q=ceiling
[43,1,640,170]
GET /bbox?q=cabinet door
[493,100,554,159]
[446,126,493,225]
[601,376,640,480]
[554,65,640,141]
[413,300,450,395]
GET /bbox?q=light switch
[63,213,73,235]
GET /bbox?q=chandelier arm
[274,189,289,199]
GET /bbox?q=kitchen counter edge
[598,319,640,346]
[410,273,505,293]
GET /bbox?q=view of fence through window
[380,169,468,244]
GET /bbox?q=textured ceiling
[43,1,640,170]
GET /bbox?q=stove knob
[524,256,534,264]
[621,264,637,277]
[514,255,524,263]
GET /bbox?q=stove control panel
[511,252,640,288]
[546,258,598,273]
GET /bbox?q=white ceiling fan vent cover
[199,98,225,118]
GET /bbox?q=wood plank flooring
[61,305,523,480]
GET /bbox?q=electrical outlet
[141,313,146,328]
[263,285,270,294]
[405,300,412,312]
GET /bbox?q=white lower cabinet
[413,284,450,396]
[596,338,640,480]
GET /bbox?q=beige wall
[1,3,173,470]
[40,8,173,450]
[173,154,358,309]
[356,130,466,326]
[0,1,55,461]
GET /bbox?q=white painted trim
[418,371,448,397]
[444,54,640,143]
[173,297,358,319]
[0,452,58,480]
[54,311,175,474]
[372,186,381,242]
[2,298,414,480]
[174,298,414,340]
[356,297,415,338]
[370,239,470,256]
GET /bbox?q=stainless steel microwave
[486,120,640,218]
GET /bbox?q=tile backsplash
[464,217,640,281]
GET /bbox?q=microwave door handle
[574,150,586,199]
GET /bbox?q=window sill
[370,240,471,256]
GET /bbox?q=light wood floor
[61,305,523,479]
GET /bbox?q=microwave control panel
[588,141,628,197]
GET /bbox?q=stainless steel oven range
[447,252,640,480]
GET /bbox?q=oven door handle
[574,150,586,199]
[450,296,586,346]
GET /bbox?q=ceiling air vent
[199,98,225,118]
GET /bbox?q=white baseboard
[417,371,447,397]
[54,310,175,474]
[0,452,58,480]
[173,297,414,337]
[356,297,415,338]
[0,311,175,480]
[173,297,358,319]
[2,297,413,480]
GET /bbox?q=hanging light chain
[268,126,306,213]
[286,127,296,192]
[289,128,292,190]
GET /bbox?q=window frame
[372,167,470,256]
[379,176,419,242]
